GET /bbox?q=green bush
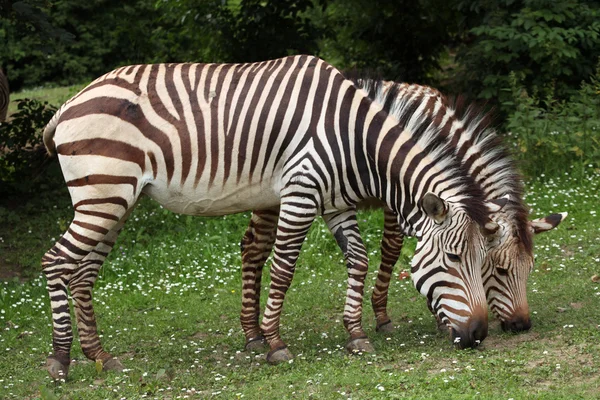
[503,68,600,178]
[456,0,600,106]
[0,98,60,195]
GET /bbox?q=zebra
[238,78,567,348]
[41,55,503,380]
[0,68,8,122]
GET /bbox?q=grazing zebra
[42,55,502,380]
[0,68,8,122]
[238,79,567,347]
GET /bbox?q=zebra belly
[141,179,281,216]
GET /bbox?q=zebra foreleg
[372,207,404,333]
[260,198,317,364]
[240,209,278,351]
[323,210,374,354]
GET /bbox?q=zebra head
[411,193,505,349]
[484,210,568,332]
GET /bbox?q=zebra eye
[496,267,509,276]
[446,253,461,263]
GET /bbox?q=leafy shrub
[0,98,60,194]
[456,0,600,106]
[503,68,600,178]
[316,0,459,83]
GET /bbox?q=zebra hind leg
[372,207,404,333]
[323,210,374,355]
[70,207,136,372]
[240,209,278,352]
[42,193,136,379]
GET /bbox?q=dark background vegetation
[0,0,599,195]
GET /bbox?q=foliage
[0,0,172,91]
[0,98,59,194]
[155,0,324,63]
[316,0,460,83]
[503,68,600,178]
[456,0,600,104]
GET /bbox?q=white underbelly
[142,176,281,216]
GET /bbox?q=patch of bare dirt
[480,330,540,350]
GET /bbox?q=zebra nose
[501,317,532,332]
[451,318,488,349]
[469,318,488,344]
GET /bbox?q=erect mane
[342,73,490,229]
[344,73,532,249]
[448,101,533,253]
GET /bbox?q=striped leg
[69,206,136,371]
[372,207,404,333]
[42,190,137,379]
[323,210,374,354]
[260,199,317,364]
[240,209,278,350]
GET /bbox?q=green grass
[0,166,599,399]
[7,84,86,117]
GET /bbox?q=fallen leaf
[398,270,410,280]
[557,307,568,313]
[570,302,583,310]
[95,359,104,374]
[591,275,600,283]
[17,331,32,339]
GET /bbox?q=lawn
[0,89,599,399]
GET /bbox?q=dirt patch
[479,330,540,350]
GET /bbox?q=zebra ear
[421,192,448,224]
[485,197,509,214]
[529,212,568,234]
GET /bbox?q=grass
[6,84,86,117]
[0,87,599,399]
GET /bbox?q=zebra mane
[449,101,532,252]
[345,73,532,251]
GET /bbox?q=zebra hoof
[266,346,293,365]
[245,336,267,352]
[46,356,69,380]
[376,320,395,333]
[101,357,124,372]
[346,337,375,354]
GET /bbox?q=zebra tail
[43,109,63,157]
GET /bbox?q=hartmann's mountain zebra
[237,79,567,348]
[0,68,8,122]
[42,55,502,379]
